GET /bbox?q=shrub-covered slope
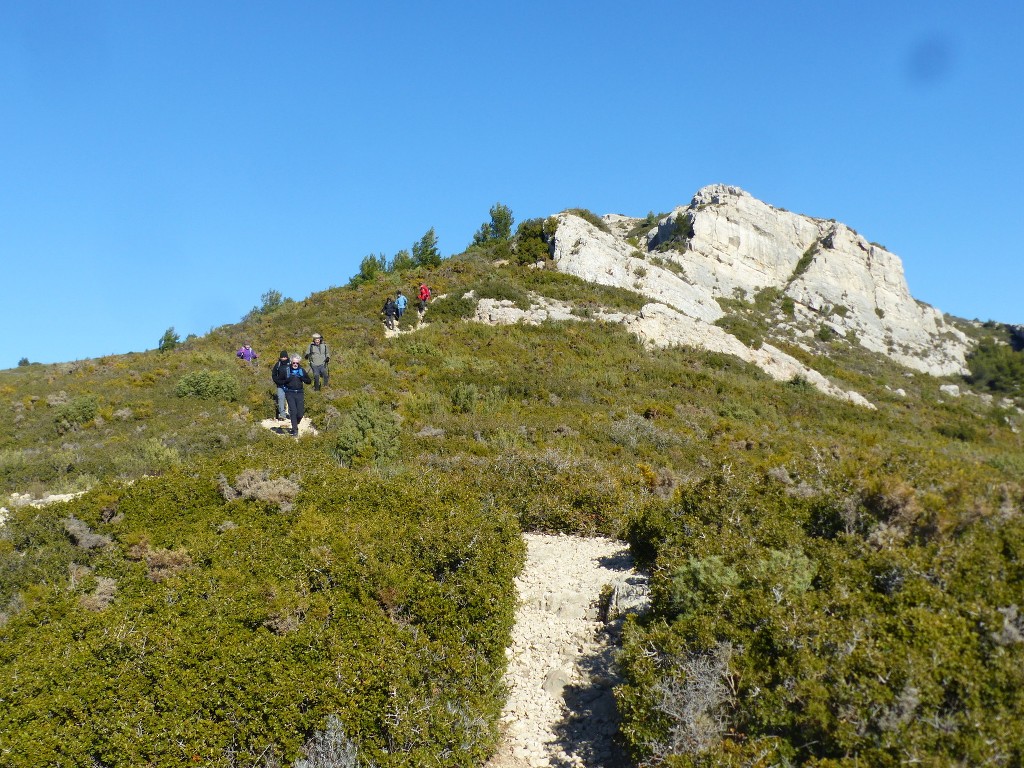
[2,250,1024,766]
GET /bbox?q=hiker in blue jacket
[395,290,408,321]
[272,355,312,436]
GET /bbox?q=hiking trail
[486,533,649,768]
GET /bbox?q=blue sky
[2,1,1021,367]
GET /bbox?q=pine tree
[158,327,180,353]
[472,203,514,247]
[412,227,441,267]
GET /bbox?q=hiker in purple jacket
[236,344,258,363]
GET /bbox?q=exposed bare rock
[548,185,971,378]
[551,214,722,324]
[62,516,112,549]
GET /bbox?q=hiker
[417,283,431,314]
[272,355,312,437]
[382,297,399,330]
[395,290,408,320]
[305,333,330,391]
[271,350,290,420]
[236,344,258,363]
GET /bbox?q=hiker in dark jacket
[382,297,399,330]
[272,355,312,436]
[305,333,330,391]
[271,350,291,420]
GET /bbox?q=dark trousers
[311,364,328,390]
[284,389,305,435]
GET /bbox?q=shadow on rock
[547,625,634,768]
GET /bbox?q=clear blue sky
[2,1,1021,367]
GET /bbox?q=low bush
[968,338,1024,396]
[714,315,764,349]
[423,295,476,323]
[53,395,98,433]
[0,463,525,767]
[564,208,610,233]
[174,370,240,401]
[333,398,400,468]
[470,277,530,310]
[619,471,1024,765]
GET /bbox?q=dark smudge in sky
[905,35,955,85]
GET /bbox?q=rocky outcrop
[467,293,875,408]
[549,185,971,378]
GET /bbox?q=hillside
[2,196,1024,767]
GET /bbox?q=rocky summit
[549,184,970,380]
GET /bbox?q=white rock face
[551,214,722,324]
[548,184,971,379]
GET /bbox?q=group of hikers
[382,283,431,330]
[234,284,431,437]
[268,333,329,436]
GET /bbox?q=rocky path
[486,533,649,768]
[258,416,319,437]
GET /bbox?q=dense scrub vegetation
[1,457,523,766]
[2,238,1023,766]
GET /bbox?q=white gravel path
[486,533,649,768]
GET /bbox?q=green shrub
[619,471,1024,766]
[451,383,479,414]
[967,339,1024,396]
[565,208,610,233]
[753,286,783,312]
[714,315,764,349]
[512,218,551,265]
[471,278,530,310]
[174,370,240,401]
[53,395,98,433]
[935,420,979,442]
[665,555,740,617]
[0,464,524,767]
[816,324,837,342]
[332,398,400,468]
[792,243,817,279]
[423,295,476,323]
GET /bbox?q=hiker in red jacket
[417,283,431,314]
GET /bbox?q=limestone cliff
[549,184,970,381]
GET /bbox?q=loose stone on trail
[486,533,650,768]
